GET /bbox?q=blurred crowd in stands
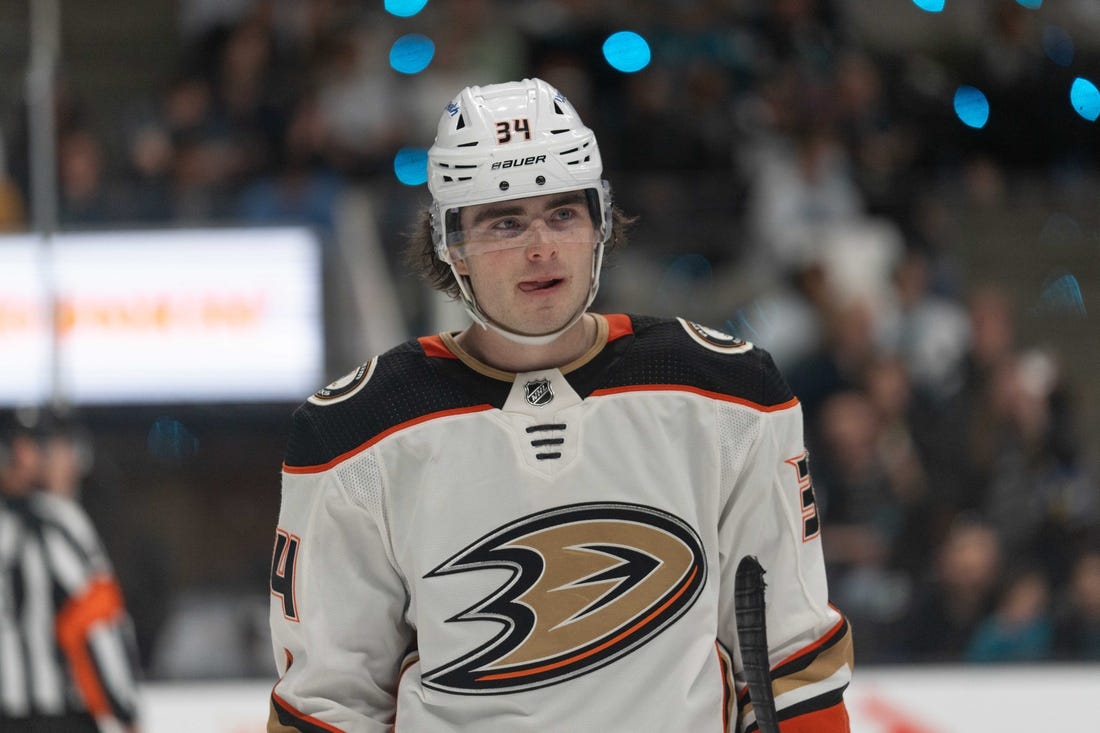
[1,0,1099,674]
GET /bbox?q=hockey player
[268,78,852,732]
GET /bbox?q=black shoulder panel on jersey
[284,340,497,468]
[594,315,794,407]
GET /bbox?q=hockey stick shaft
[734,555,779,733]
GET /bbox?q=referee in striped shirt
[0,409,142,732]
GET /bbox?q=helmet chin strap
[471,304,588,346]
[451,241,605,348]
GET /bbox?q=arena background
[1,0,1098,730]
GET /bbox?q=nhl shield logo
[524,378,554,407]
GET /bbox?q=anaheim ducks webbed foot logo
[422,502,706,694]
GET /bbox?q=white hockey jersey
[269,314,852,733]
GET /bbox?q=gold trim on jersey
[438,314,611,380]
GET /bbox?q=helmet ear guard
[428,207,464,266]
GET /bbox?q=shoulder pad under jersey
[610,315,794,408]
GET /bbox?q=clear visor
[442,189,601,261]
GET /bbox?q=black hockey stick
[734,555,779,733]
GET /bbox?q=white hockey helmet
[427,78,613,344]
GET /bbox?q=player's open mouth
[518,278,563,292]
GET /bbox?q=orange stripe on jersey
[715,641,735,732]
[270,690,347,733]
[780,700,850,733]
[55,576,125,717]
[269,653,348,733]
[283,404,495,474]
[774,612,847,671]
[603,313,634,341]
[591,383,800,413]
[735,613,852,707]
[418,334,457,359]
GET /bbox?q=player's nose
[524,219,557,260]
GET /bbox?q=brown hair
[403,201,636,299]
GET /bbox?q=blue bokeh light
[954,86,990,128]
[1035,272,1086,318]
[394,147,428,186]
[911,0,945,12]
[384,0,429,17]
[1016,0,1042,9]
[147,417,199,463]
[389,34,435,75]
[1070,77,1100,121]
[602,31,652,73]
[1042,26,1074,67]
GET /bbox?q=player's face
[455,191,597,337]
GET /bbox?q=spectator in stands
[208,14,293,181]
[117,114,176,222]
[981,349,1097,581]
[238,94,345,237]
[58,128,114,225]
[965,561,1053,662]
[861,356,940,575]
[910,285,1018,519]
[811,387,917,662]
[312,22,407,179]
[880,247,971,404]
[740,106,867,286]
[727,254,830,372]
[814,389,899,563]
[899,516,1002,661]
[785,295,878,436]
[160,74,244,221]
[1053,546,1100,661]
[967,0,1055,170]
[831,48,920,224]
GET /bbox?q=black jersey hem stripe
[743,689,848,733]
[771,616,849,680]
[777,686,848,722]
[735,615,849,706]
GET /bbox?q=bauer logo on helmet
[491,155,547,170]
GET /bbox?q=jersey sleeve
[38,495,143,729]
[269,408,413,733]
[716,358,853,733]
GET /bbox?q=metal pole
[26,0,64,411]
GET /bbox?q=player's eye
[489,218,524,236]
[548,207,583,227]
